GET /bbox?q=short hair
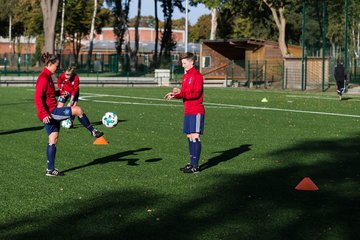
[41,52,59,66]
[180,52,195,62]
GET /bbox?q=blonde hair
[65,66,76,75]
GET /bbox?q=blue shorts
[183,114,205,134]
[44,107,72,135]
[58,92,79,103]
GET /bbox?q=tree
[105,0,131,56]
[40,0,59,54]
[133,0,141,70]
[154,0,159,66]
[262,0,289,56]
[189,14,211,42]
[192,0,223,40]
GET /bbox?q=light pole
[185,0,188,52]
[344,0,348,71]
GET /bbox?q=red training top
[57,73,80,95]
[174,66,205,115]
[34,68,57,121]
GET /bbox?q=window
[172,54,179,61]
[202,56,211,68]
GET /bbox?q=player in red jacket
[57,66,80,126]
[164,52,205,173]
[34,52,103,177]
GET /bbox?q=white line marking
[79,92,360,118]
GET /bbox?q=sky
[128,1,211,25]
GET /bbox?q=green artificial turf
[0,87,359,240]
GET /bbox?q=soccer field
[1,87,360,239]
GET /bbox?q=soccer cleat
[183,166,200,173]
[92,129,104,138]
[45,168,64,177]
[180,163,192,171]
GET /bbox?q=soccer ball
[61,119,72,129]
[102,112,118,128]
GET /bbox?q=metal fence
[1,53,360,90]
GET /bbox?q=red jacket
[34,68,57,121]
[57,72,80,95]
[174,66,205,115]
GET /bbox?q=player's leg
[44,121,64,176]
[71,106,103,138]
[179,115,193,171]
[51,106,103,138]
[182,114,204,173]
[57,93,70,108]
[69,92,79,124]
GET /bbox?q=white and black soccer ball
[61,119,72,129]
[102,112,118,128]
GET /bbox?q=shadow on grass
[63,147,152,173]
[0,126,43,135]
[2,136,360,239]
[200,144,252,172]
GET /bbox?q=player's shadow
[0,126,44,135]
[200,144,252,172]
[62,147,152,173]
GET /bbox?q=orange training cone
[93,136,109,145]
[295,177,319,191]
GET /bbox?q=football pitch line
[286,94,360,101]
[81,92,360,119]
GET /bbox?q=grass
[1,87,360,240]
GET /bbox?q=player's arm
[73,75,80,93]
[35,77,51,123]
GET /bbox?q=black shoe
[92,129,104,138]
[183,166,200,173]
[45,168,64,177]
[180,163,192,171]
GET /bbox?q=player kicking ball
[34,52,103,177]
[164,52,205,173]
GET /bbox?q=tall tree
[262,0,288,56]
[59,0,66,55]
[40,0,59,54]
[159,0,183,61]
[105,0,131,56]
[132,0,141,71]
[189,14,211,42]
[192,0,222,40]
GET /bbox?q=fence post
[255,60,259,88]
[281,62,285,89]
[4,57,7,76]
[264,60,267,88]
[354,58,357,83]
[247,60,251,88]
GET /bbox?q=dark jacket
[334,64,346,82]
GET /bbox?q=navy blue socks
[46,144,56,170]
[78,114,94,133]
[189,138,201,167]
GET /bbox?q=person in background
[334,60,347,100]
[164,52,205,173]
[57,66,80,127]
[34,52,103,177]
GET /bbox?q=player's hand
[173,88,181,94]
[42,116,52,124]
[164,92,175,100]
